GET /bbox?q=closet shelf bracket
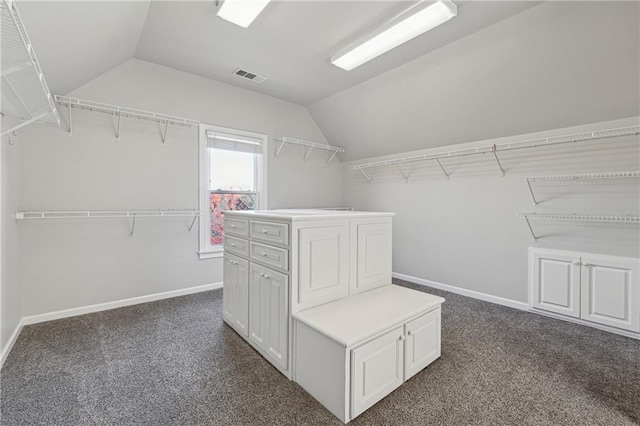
[115,108,121,142]
[357,167,373,184]
[435,158,450,179]
[130,214,137,238]
[525,180,538,207]
[491,145,506,176]
[303,145,314,162]
[395,164,411,183]
[188,215,198,232]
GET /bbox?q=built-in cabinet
[294,285,444,423]
[530,248,640,333]
[223,210,394,379]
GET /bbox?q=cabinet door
[531,250,581,318]
[249,263,289,369]
[580,256,640,332]
[264,267,289,369]
[404,308,441,381]
[353,221,392,295]
[223,253,249,337]
[298,222,349,309]
[351,327,404,419]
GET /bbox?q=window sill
[199,249,224,260]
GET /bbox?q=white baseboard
[22,282,223,326]
[392,272,529,311]
[530,308,639,340]
[1,318,25,368]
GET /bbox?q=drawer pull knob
[262,229,268,233]
[231,243,236,247]
[231,224,236,228]
[261,252,267,257]
[264,274,270,279]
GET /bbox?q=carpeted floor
[1,279,639,425]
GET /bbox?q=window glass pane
[209,148,255,191]
[210,192,256,245]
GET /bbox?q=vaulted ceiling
[19,1,540,105]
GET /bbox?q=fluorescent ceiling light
[216,0,271,28]
[331,0,457,71]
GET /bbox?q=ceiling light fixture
[216,0,271,28]
[331,0,457,71]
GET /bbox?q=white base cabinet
[223,253,249,337]
[294,285,445,423]
[530,249,640,333]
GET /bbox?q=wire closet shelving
[348,125,640,183]
[517,213,640,242]
[15,210,201,238]
[54,96,200,144]
[519,171,640,206]
[1,0,61,137]
[274,137,344,165]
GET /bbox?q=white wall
[1,134,24,358]
[18,59,341,317]
[310,1,640,161]
[343,118,640,303]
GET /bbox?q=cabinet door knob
[407,330,413,336]
[399,335,405,341]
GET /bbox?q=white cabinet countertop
[293,285,445,347]
[223,209,395,221]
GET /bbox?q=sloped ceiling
[309,1,640,161]
[17,0,540,104]
[134,1,540,105]
[17,1,150,95]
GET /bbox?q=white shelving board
[274,136,345,164]
[520,171,640,182]
[15,210,201,237]
[1,0,61,136]
[348,125,640,182]
[517,213,640,242]
[54,96,200,143]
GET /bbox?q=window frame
[198,123,268,259]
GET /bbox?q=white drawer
[250,241,289,272]
[225,217,249,238]
[250,220,289,247]
[224,235,249,257]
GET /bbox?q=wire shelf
[520,171,640,182]
[55,96,200,128]
[274,136,345,164]
[1,0,61,136]
[348,125,640,181]
[518,213,640,223]
[16,210,201,220]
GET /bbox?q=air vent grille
[233,68,268,84]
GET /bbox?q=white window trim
[198,123,268,260]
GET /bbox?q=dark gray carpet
[1,280,639,425]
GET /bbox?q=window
[199,124,267,259]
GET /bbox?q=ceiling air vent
[233,68,268,84]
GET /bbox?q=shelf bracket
[161,120,169,146]
[188,215,198,232]
[395,164,411,183]
[274,139,286,158]
[327,149,339,165]
[67,101,73,136]
[357,168,373,184]
[525,179,538,207]
[435,158,450,179]
[130,214,136,238]
[116,108,122,142]
[303,145,314,162]
[523,215,538,242]
[492,145,505,176]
